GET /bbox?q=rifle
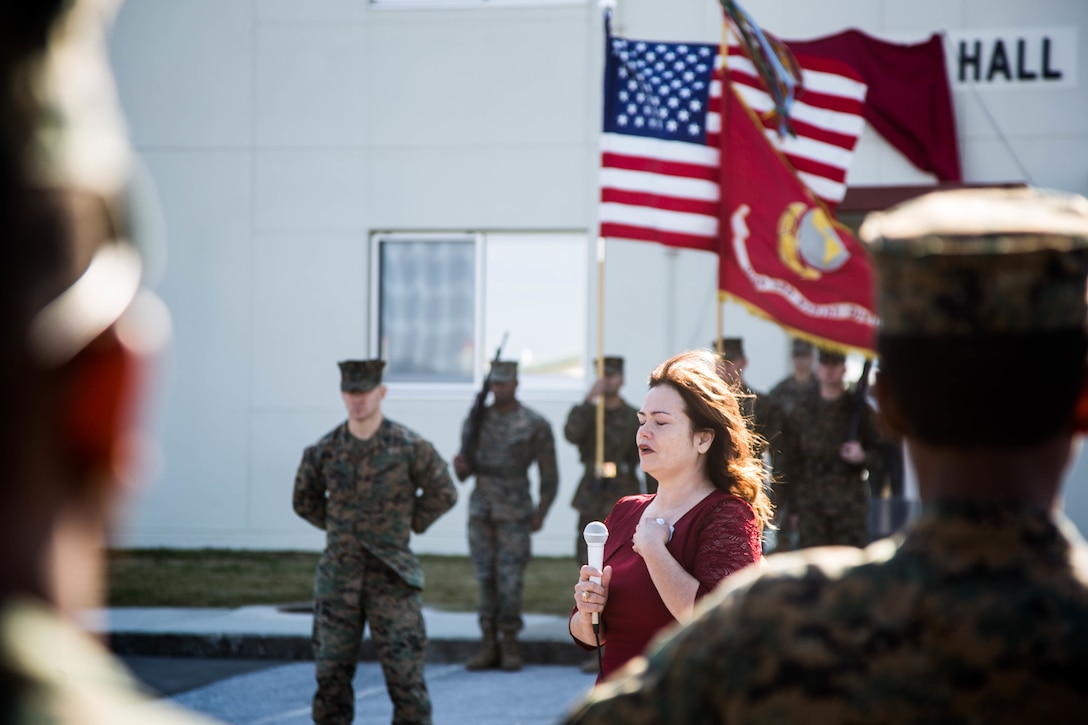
[846,358,874,442]
[459,333,508,475]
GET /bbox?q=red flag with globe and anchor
[718,76,878,354]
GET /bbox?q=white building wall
[108,0,1088,556]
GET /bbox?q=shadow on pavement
[122,655,295,697]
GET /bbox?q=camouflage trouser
[795,475,870,549]
[467,515,531,632]
[312,547,431,725]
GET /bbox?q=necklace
[653,517,675,543]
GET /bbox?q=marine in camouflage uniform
[293,359,457,725]
[781,348,883,549]
[764,338,817,550]
[560,187,1088,724]
[565,356,653,564]
[712,338,789,461]
[452,360,558,672]
[713,338,790,550]
[766,337,818,418]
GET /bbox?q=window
[376,235,477,383]
[372,231,588,390]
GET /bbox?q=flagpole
[715,18,731,357]
[716,297,723,354]
[594,0,614,482]
[594,236,606,480]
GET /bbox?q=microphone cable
[593,616,603,676]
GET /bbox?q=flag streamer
[720,0,801,137]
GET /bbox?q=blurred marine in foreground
[560,186,1088,723]
[0,0,218,722]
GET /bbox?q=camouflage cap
[489,360,518,383]
[859,187,1088,336]
[338,359,385,392]
[712,337,746,361]
[790,337,814,356]
[597,356,624,376]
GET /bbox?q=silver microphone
[583,521,609,626]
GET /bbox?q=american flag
[599,36,722,252]
[598,31,867,251]
[726,43,867,207]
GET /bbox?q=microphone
[583,521,609,629]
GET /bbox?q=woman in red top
[569,349,773,680]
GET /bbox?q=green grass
[106,549,579,617]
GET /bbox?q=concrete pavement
[90,606,597,723]
[88,605,584,664]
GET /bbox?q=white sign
[945,27,1077,90]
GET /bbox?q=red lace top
[573,490,761,680]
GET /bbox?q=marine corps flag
[718,78,879,353]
